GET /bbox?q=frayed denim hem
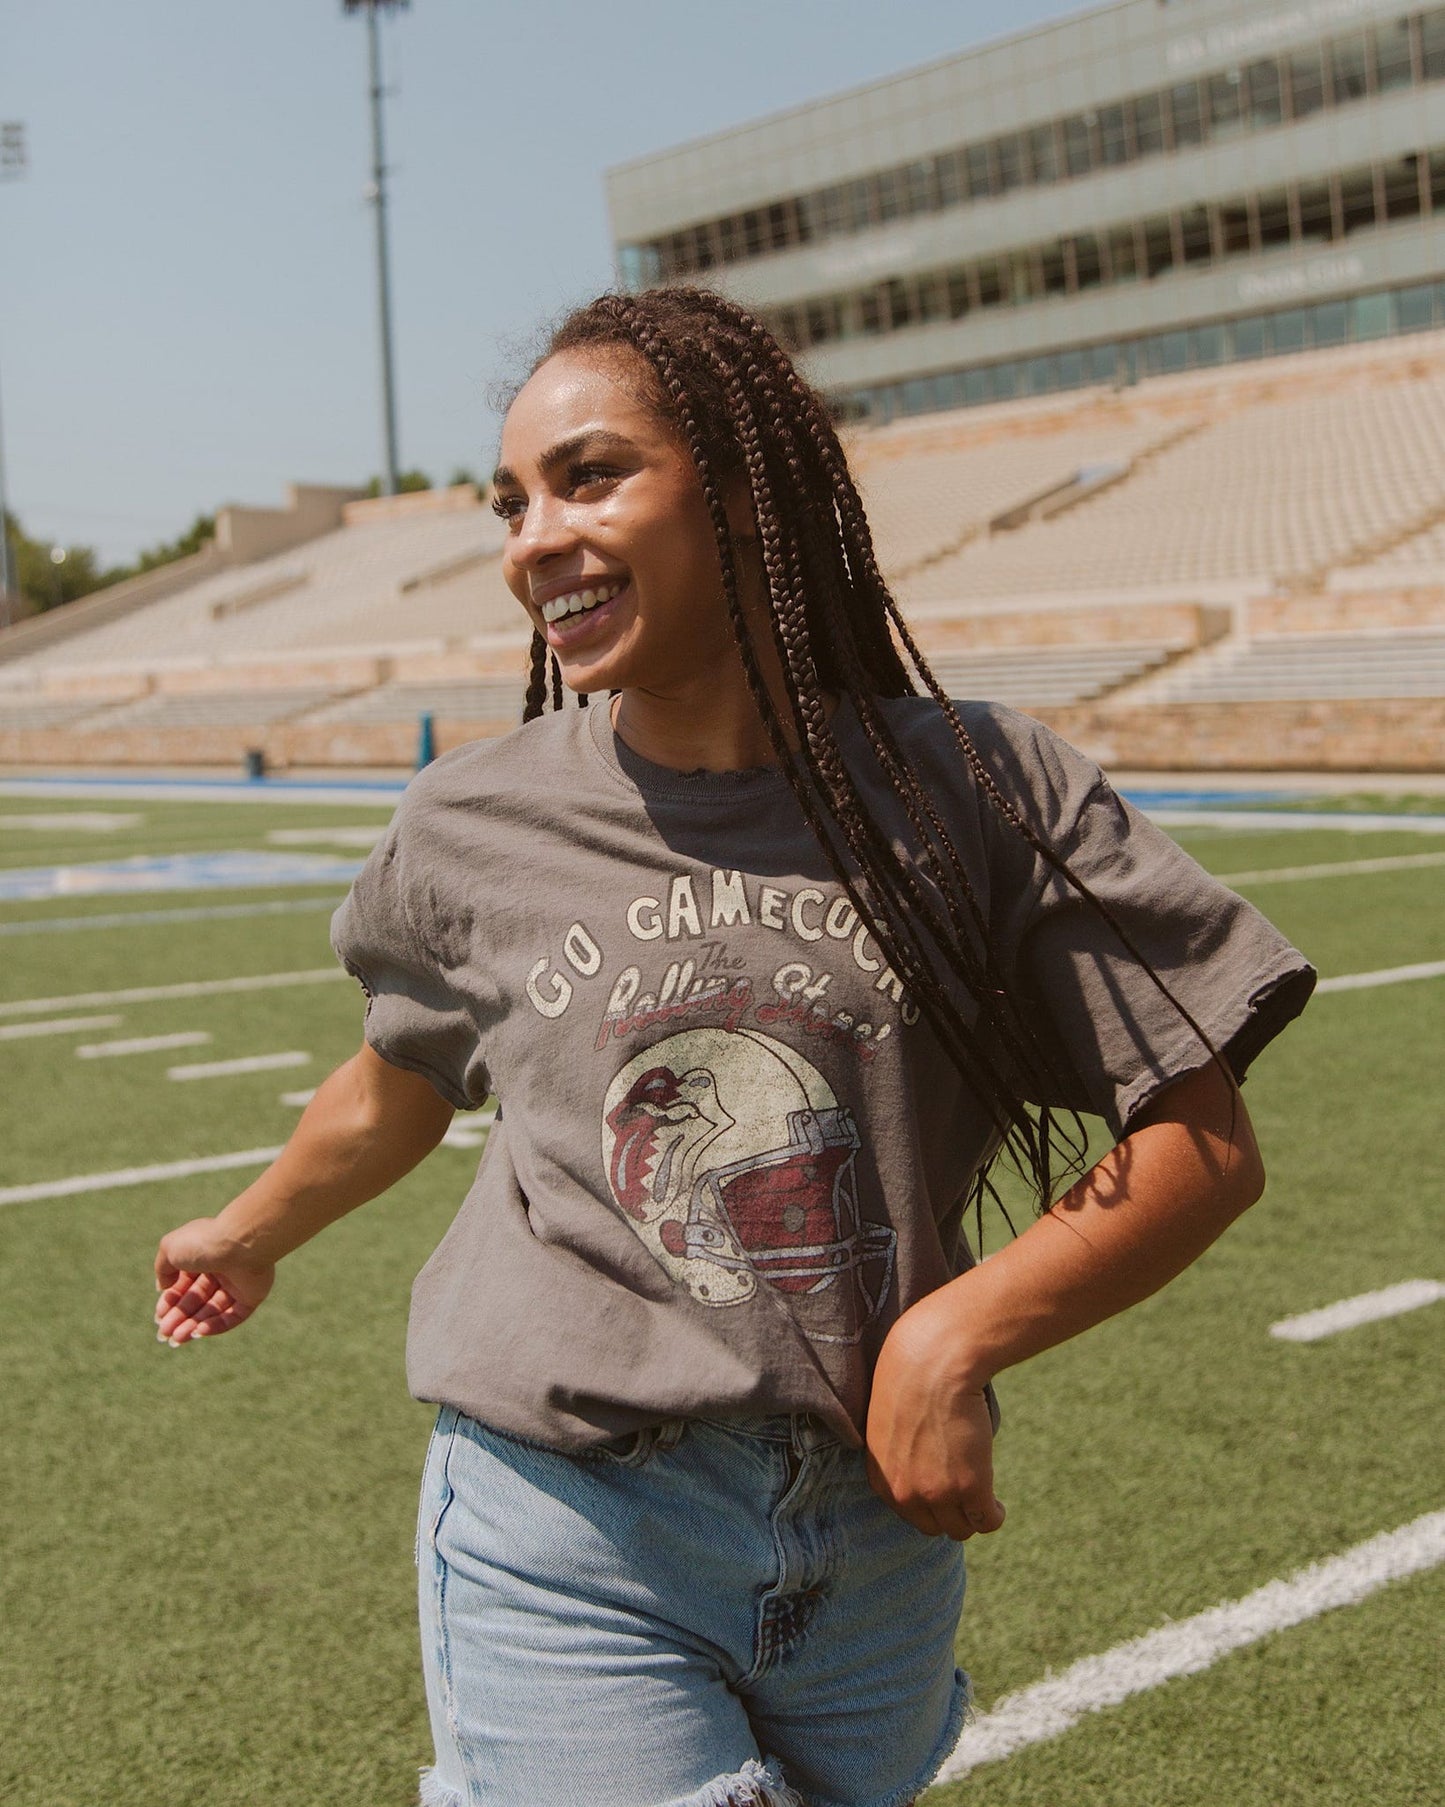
[418,1767,465,1807]
[858,1666,974,1807]
[663,1754,807,1806]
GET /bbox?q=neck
[609,643,836,775]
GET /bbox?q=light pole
[0,120,27,625]
[343,1,408,497]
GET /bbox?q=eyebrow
[491,429,636,492]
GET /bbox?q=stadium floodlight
[0,122,26,625]
[343,1,410,498]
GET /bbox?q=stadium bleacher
[2,331,1443,771]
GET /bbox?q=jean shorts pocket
[589,1419,687,1470]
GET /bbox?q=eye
[567,460,622,495]
[491,491,526,525]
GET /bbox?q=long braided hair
[514,285,1217,1223]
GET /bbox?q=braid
[523,630,548,723]
[525,285,1224,1215]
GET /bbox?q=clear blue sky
[1,0,1083,566]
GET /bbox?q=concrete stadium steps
[899,370,1445,599]
[0,694,128,731]
[850,415,1181,578]
[301,677,528,727]
[73,686,348,731]
[920,640,1179,708]
[1125,628,1445,704]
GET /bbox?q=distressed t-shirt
[330,696,1314,1451]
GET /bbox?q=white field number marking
[0,968,348,1018]
[168,1051,310,1081]
[1270,1280,1445,1343]
[0,812,144,832]
[0,1146,284,1207]
[936,1509,1445,1780]
[0,1014,122,1041]
[1220,850,1445,885]
[77,1032,211,1059]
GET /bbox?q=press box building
[606,0,1445,421]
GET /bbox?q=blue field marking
[0,851,366,902]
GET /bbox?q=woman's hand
[863,1303,1006,1541]
[154,1218,275,1345]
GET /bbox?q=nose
[507,491,576,570]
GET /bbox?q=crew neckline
[585,693,859,804]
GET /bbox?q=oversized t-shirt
[330,696,1314,1452]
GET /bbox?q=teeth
[541,581,622,624]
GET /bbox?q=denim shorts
[416,1406,969,1807]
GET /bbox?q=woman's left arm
[864,1059,1265,1541]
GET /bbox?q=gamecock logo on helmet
[601,1027,895,1344]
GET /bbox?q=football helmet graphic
[602,1027,895,1343]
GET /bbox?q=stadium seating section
[3,330,1444,771]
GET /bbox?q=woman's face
[494,349,743,700]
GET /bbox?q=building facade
[606,0,1445,420]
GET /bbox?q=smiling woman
[152,287,1314,1807]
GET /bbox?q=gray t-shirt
[331,696,1313,1451]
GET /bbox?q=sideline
[1269,1280,1445,1343]
[935,1509,1445,1780]
[0,967,349,1018]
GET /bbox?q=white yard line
[0,778,404,807]
[1146,808,1445,834]
[1270,1280,1445,1343]
[0,812,144,831]
[936,1509,1445,1781]
[0,1146,284,1207]
[77,1031,211,1059]
[168,1051,310,1081]
[0,1013,122,1041]
[1316,960,1445,993]
[0,898,345,937]
[267,827,386,849]
[1220,850,1445,885]
[279,1087,318,1107]
[0,967,348,1018]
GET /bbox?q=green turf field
[1,787,1441,1807]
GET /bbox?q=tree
[362,467,432,497]
[3,511,105,614]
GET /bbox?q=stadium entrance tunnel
[418,1756,807,1805]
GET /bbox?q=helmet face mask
[603,1028,897,1341]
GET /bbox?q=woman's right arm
[153,1042,455,1345]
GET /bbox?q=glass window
[765,203,792,251]
[741,212,763,257]
[774,307,801,349]
[874,171,903,222]
[1059,349,1087,388]
[1108,223,1141,281]
[1143,214,1175,277]
[1329,32,1372,103]
[916,275,946,322]
[1247,59,1284,127]
[1218,200,1253,254]
[991,363,1020,401]
[1288,47,1326,117]
[1297,177,1335,241]
[1028,123,1060,184]
[1088,342,1121,383]
[1382,155,1424,219]
[1338,166,1377,234]
[1207,70,1247,140]
[811,187,845,238]
[1169,81,1204,146]
[963,368,994,406]
[1009,251,1040,303]
[1232,316,1271,359]
[899,379,932,417]
[1373,19,1414,92]
[1273,308,1311,352]
[1313,300,1349,345]
[883,280,914,329]
[1158,330,1191,372]
[1098,103,1129,165]
[946,271,971,319]
[995,133,1025,191]
[1396,283,1437,330]
[1425,12,1445,80]
[1350,291,1394,339]
[976,260,1006,307]
[965,144,996,199]
[904,161,937,215]
[1062,113,1093,175]
[1257,186,1293,247]
[1180,205,1213,263]
[1191,324,1227,365]
[935,151,967,208]
[1134,92,1166,156]
[1433,150,1445,209]
[1025,355,1061,395]
[859,291,884,335]
[1040,241,1069,296]
[804,301,833,344]
[844,179,873,232]
[1072,233,1104,288]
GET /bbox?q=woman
[154,288,1314,1807]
